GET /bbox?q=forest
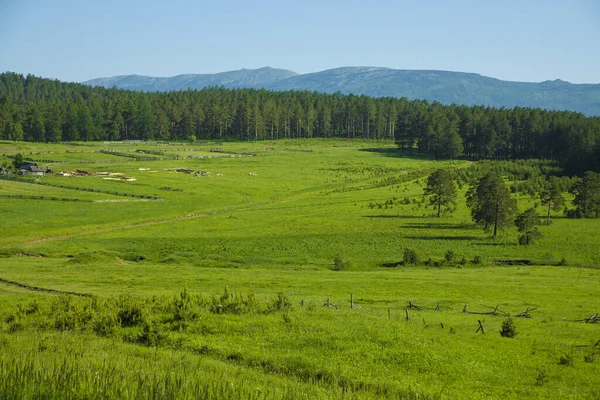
[1,72,600,174]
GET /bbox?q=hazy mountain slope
[266,67,600,115]
[84,66,600,115]
[84,67,298,91]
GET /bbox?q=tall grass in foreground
[0,332,435,400]
[0,336,318,400]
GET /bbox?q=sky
[1,0,599,84]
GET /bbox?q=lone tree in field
[424,169,457,217]
[515,208,541,245]
[540,178,565,225]
[466,173,517,237]
[572,171,600,218]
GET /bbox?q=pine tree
[515,208,541,245]
[424,169,457,217]
[7,122,23,141]
[572,171,600,218]
[134,95,155,140]
[540,178,565,225]
[466,173,517,236]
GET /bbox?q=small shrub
[558,353,574,366]
[333,254,349,271]
[122,253,146,262]
[282,313,292,324]
[54,311,76,331]
[226,352,244,362]
[172,288,199,323]
[24,300,39,315]
[38,340,48,352]
[541,252,558,265]
[270,292,293,313]
[518,231,540,246]
[117,296,145,327]
[92,312,119,336]
[472,255,483,265]
[558,257,568,266]
[5,313,18,324]
[444,250,455,264]
[535,369,547,385]
[500,317,517,338]
[192,345,211,355]
[584,351,596,364]
[8,322,24,333]
[130,320,165,347]
[403,248,419,265]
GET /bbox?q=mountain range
[83,67,600,116]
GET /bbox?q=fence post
[476,320,485,334]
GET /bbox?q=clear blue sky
[1,0,599,83]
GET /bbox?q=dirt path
[22,211,215,246]
[18,197,277,246]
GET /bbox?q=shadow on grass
[401,223,477,230]
[472,242,518,247]
[380,262,402,268]
[403,235,479,241]
[362,215,429,219]
[358,148,430,159]
[492,259,534,265]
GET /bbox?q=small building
[0,167,13,176]
[18,162,51,176]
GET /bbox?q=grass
[1,138,599,399]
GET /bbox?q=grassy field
[0,139,599,399]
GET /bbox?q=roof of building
[18,162,38,169]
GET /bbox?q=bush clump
[333,254,350,271]
[128,320,165,347]
[403,248,419,265]
[116,296,145,327]
[500,317,517,338]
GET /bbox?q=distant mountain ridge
[84,67,298,92]
[83,66,600,115]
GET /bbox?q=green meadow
[0,139,599,399]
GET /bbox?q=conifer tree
[515,208,541,245]
[424,169,457,217]
[540,178,566,225]
[466,173,517,236]
[572,171,600,218]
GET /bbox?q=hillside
[83,66,600,115]
[1,140,600,399]
[84,66,298,91]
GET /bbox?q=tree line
[424,168,600,254]
[1,72,599,173]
